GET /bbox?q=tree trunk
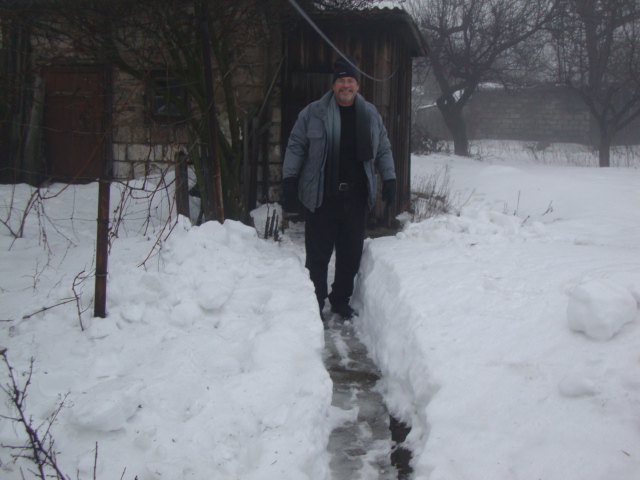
[437,96,470,157]
[598,134,612,167]
[451,124,469,157]
[200,13,225,224]
[595,119,613,167]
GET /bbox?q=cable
[286,0,398,82]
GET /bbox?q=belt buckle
[338,183,349,191]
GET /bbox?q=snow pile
[0,182,331,480]
[354,153,640,480]
[567,279,638,341]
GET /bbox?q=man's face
[333,77,359,106]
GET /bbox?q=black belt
[338,182,356,191]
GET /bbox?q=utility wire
[286,0,398,82]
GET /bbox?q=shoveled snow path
[281,221,400,480]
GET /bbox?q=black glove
[281,177,299,213]
[381,179,396,204]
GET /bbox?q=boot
[330,303,357,320]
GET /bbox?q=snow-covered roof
[305,6,429,57]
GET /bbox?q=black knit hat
[333,55,360,83]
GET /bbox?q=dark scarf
[325,93,373,197]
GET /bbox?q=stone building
[1,4,427,224]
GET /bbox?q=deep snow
[1,140,639,479]
[355,144,640,479]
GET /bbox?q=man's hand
[381,179,396,204]
[282,177,299,212]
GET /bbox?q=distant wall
[417,85,640,146]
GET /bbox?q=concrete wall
[417,85,640,146]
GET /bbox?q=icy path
[322,314,400,480]
[279,220,407,479]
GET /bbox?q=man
[281,54,397,320]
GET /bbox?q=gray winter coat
[282,90,396,211]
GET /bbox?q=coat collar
[316,90,365,117]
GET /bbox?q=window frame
[148,71,189,124]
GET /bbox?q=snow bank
[0,186,332,480]
[354,156,640,480]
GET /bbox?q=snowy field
[0,140,639,479]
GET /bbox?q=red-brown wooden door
[43,66,105,183]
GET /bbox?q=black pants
[305,192,368,309]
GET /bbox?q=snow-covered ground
[1,141,639,479]
[0,183,332,479]
[356,142,640,479]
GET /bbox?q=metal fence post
[94,178,110,318]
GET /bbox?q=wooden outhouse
[281,7,428,223]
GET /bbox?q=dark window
[149,72,188,122]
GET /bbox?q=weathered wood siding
[281,10,423,224]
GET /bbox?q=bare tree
[408,0,558,156]
[298,0,383,8]
[550,0,640,167]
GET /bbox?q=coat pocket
[307,128,323,139]
[307,126,325,166]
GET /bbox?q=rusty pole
[94,178,110,318]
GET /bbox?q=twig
[264,210,271,239]
[22,298,76,319]
[0,351,70,480]
[72,270,92,331]
[93,443,98,480]
[273,211,280,241]
[137,210,173,268]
